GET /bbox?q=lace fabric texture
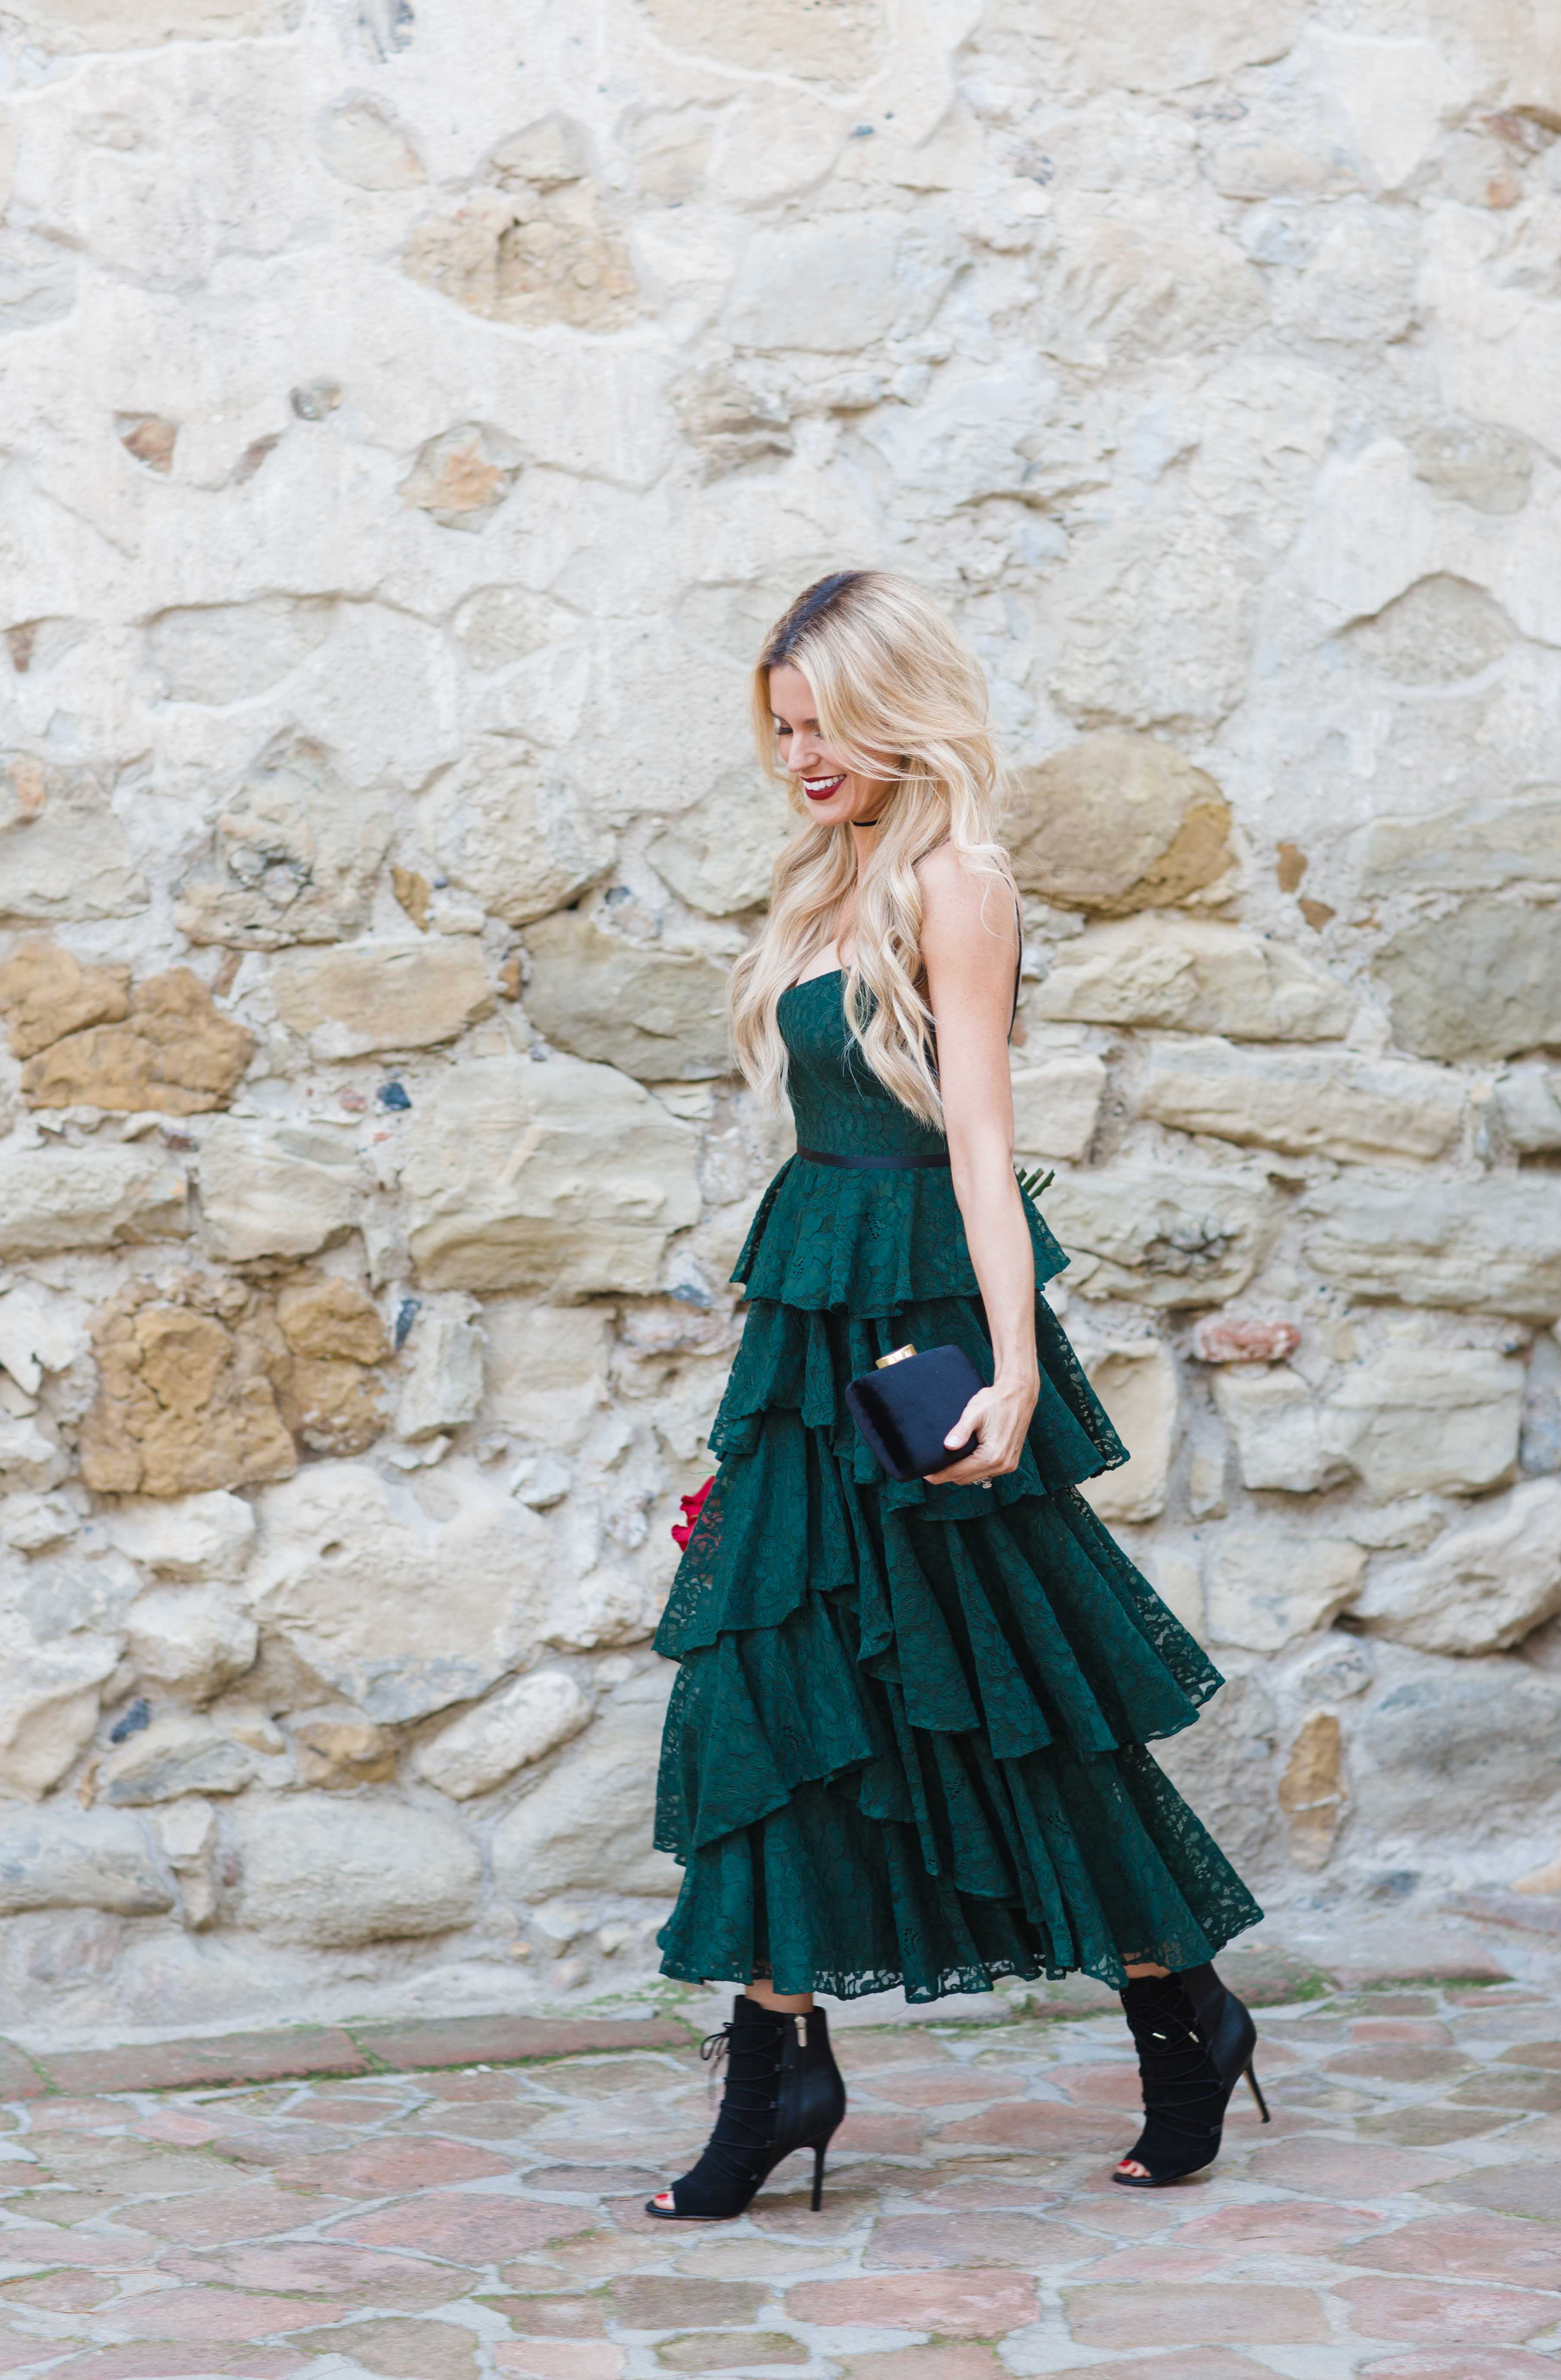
[654,972,1263,2001]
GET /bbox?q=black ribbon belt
[797,1147,951,1171]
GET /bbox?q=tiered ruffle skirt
[653,1160,1263,2001]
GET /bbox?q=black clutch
[845,1342,984,1482]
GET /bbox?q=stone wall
[1,0,1559,2039]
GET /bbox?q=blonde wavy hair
[729,570,1010,1127]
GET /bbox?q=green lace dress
[652,971,1262,2001]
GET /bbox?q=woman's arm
[916,844,1039,1485]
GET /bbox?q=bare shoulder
[916,843,1019,967]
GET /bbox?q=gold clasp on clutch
[876,1343,917,1369]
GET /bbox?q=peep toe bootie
[1114,1962,1270,2188]
[647,1995,847,2220]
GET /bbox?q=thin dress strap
[1010,892,1023,1038]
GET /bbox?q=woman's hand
[925,1372,1039,1487]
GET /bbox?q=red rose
[671,1476,714,1550]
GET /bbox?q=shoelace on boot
[1121,1981,1225,2150]
[693,2020,785,2189]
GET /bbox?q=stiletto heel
[646,1997,847,2221]
[1113,1963,1267,2189]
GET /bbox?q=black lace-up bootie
[1113,1962,1270,2188]
[646,1994,847,2220]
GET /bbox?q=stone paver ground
[0,1978,1557,2378]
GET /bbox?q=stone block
[399,423,520,530]
[1352,1479,1561,1655]
[1142,1547,1204,1639]
[0,1807,173,1915]
[119,411,175,471]
[670,364,793,480]
[414,1669,594,1800]
[1407,417,1535,516]
[1077,1340,1177,1522]
[264,1283,389,1460]
[1301,1179,1561,1321]
[1193,1318,1300,1362]
[1048,498,1262,729]
[638,0,886,80]
[234,1795,481,1946]
[249,1458,552,1723]
[726,219,944,353]
[482,1302,611,1449]
[0,1144,188,1259]
[0,758,148,924]
[197,1119,361,1261]
[1348,574,1518,686]
[0,225,79,336]
[1356,789,1561,896]
[1373,900,1561,1063]
[0,1492,78,1553]
[648,775,795,915]
[1009,1053,1106,1161]
[491,1669,681,1901]
[21,967,253,1114]
[1008,735,1233,914]
[1138,1038,1465,1165]
[396,1300,484,1440]
[1205,1533,1366,1650]
[426,739,610,927]
[276,1281,387,1365]
[79,1284,297,1499]
[146,597,333,705]
[0,1284,86,1396]
[1307,29,1467,193]
[403,141,637,331]
[1324,1350,1524,1500]
[273,1359,387,1462]
[542,1564,662,1653]
[158,1796,218,1929]
[856,353,1059,511]
[269,937,494,1059]
[174,735,392,949]
[1283,202,1420,345]
[1019,0,1305,93]
[1298,1640,1376,1703]
[1032,917,1351,1041]
[0,1629,121,1798]
[0,1414,68,1493]
[1495,1063,1561,1153]
[125,1588,258,1701]
[1522,1331,1561,1477]
[4,1540,140,1638]
[19,0,303,50]
[400,1051,701,1298]
[100,1712,261,1804]
[521,911,732,1080]
[0,939,130,1058]
[1353,1650,1561,1837]
[1278,1710,1346,1871]
[317,96,424,190]
[1043,1164,1280,1307]
[451,586,576,674]
[1214,1365,1346,1495]
[286,1707,397,1789]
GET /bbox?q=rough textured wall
[1,0,1559,2039]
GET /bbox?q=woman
[647,571,1266,2219]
